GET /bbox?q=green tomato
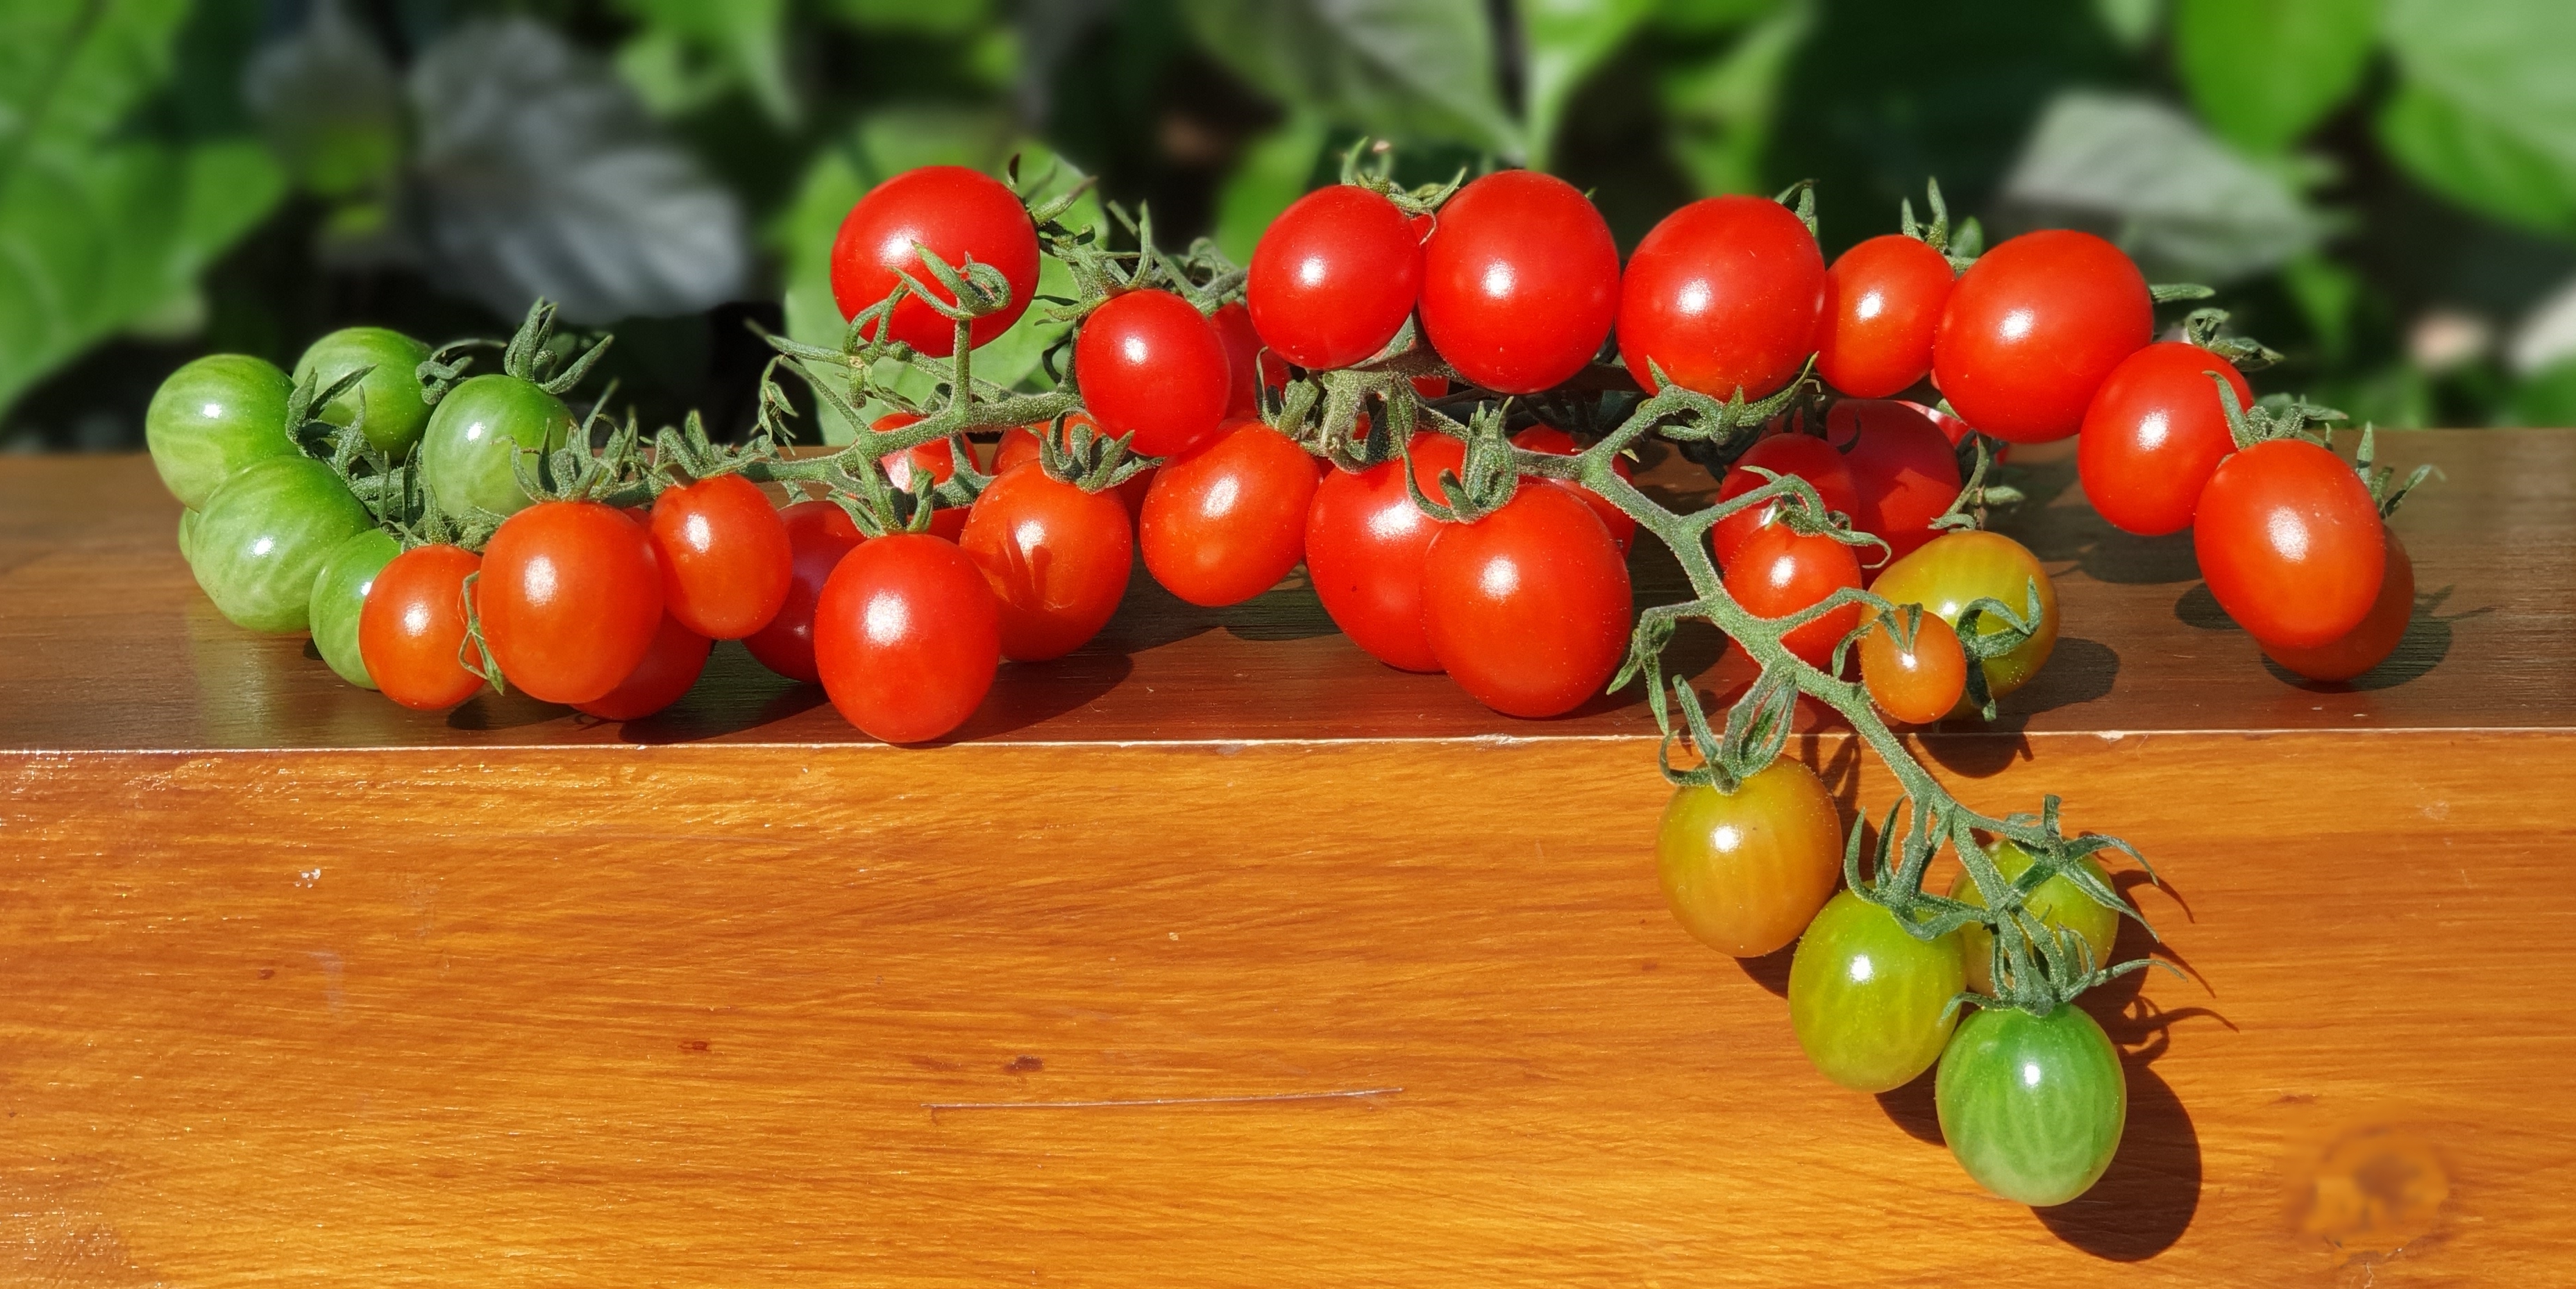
[176,508,200,565]
[1951,841,2123,994]
[1935,1003,2125,1206]
[308,528,402,689]
[145,354,296,509]
[1867,530,2058,714]
[1787,889,1965,1093]
[295,326,435,456]
[190,457,373,633]
[420,373,575,520]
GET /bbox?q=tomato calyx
[1333,135,1467,219]
[1656,670,1801,795]
[1927,433,2026,536]
[1895,176,1982,272]
[1029,414,1157,494]
[2179,306,2282,371]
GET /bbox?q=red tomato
[1412,374,1451,400]
[1422,485,1631,718]
[742,500,864,683]
[1826,400,1962,565]
[1075,289,1230,458]
[1710,434,1862,569]
[2194,439,2386,648]
[357,544,485,711]
[1619,195,1826,401]
[2262,526,2414,682]
[993,413,1155,519]
[872,412,969,541]
[1910,398,1978,448]
[1306,432,1465,672]
[1510,425,1636,551]
[1210,303,1265,418]
[1139,418,1320,607]
[813,533,1000,743]
[959,462,1134,662]
[1933,230,2151,444]
[1249,185,1423,370]
[1419,170,1619,394]
[480,501,664,705]
[2078,342,2255,537]
[648,473,791,639]
[1724,524,1864,670]
[573,615,712,721]
[1817,233,1955,398]
[830,165,1038,356]
[1858,610,1967,725]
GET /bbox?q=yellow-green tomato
[145,354,296,508]
[1950,840,2122,993]
[1655,759,1844,958]
[419,373,575,519]
[295,326,435,455]
[1867,530,2057,714]
[1787,889,1965,1092]
[1935,1003,2125,1206]
[190,457,373,633]
[176,508,200,565]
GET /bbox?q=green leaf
[0,0,191,153]
[1522,0,1653,171]
[2092,0,2162,51]
[612,0,795,126]
[1213,111,1330,265]
[2000,91,2321,281]
[2379,0,2576,237]
[823,0,993,37]
[2171,0,2374,155]
[1179,0,1523,159]
[1660,0,1812,196]
[2379,82,2576,237]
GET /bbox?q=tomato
[1075,289,1230,459]
[359,545,487,710]
[1724,525,1864,671]
[814,533,1000,743]
[146,354,296,509]
[866,412,969,541]
[2078,342,2255,537]
[1858,609,1966,725]
[648,473,791,639]
[1422,485,1631,718]
[2194,439,2386,649]
[829,165,1039,355]
[573,615,712,721]
[1710,433,1861,570]
[1787,889,1966,1093]
[1210,302,1266,418]
[1419,170,1619,394]
[960,462,1134,661]
[295,326,435,455]
[1935,1004,2126,1206]
[1306,432,1465,672]
[2263,526,2414,682]
[993,414,1155,519]
[1817,233,1955,398]
[308,528,401,689]
[190,457,375,633]
[1618,195,1824,401]
[743,500,865,683]
[1510,426,1635,552]
[1912,398,1978,448]
[1249,185,1423,370]
[1139,418,1320,607]
[1933,230,2151,444]
[1826,400,1961,564]
[1950,841,2121,995]
[176,508,199,565]
[1655,759,1844,958]
[419,373,577,519]
[480,501,664,705]
[1867,531,2059,712]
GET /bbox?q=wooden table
[4,431,2570,1286]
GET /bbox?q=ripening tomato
[1655,759,1844,958]
[573,615,712,721]
[308,528,402,689]
[146,353,296,509]
[1710,433,1862,570]
[480,501,664,705]
[649,473,792,639]
[358,544,486,711]
[2193,439,2384,649]
[1725,525,1864,671]
[1419,170,1619,394]
[813,533,1000,743]
[1817,233,1955,398]
[1787,890,1966,1093]
[993,413,1155,519]
[1937,1004,2126,1206]
[2262,526,2414,682]
[1422,485,1631,718]
[1933,230,2151,444]
[1619,195,1825,401]
[870,412,970,541]
[960,462,1134,661]
[1858,610,1967,725]
[1510,426,1635,551]
[1075,289,1231,458]
[1948,840,2122,995]
[742,500,864,683]
[1306,433,1465,672]
[830,165,1039,355]
[1210,303,1266,418]
[1139,419,1320,607]
[2078,342,2255,537]
[189,457,373,633]
[1249,185,1423,370]
[1826,400,1961,564]
[1869,531,2060,712]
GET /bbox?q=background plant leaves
[1178,0,1522,159]
[2379,0,2576,238]
[2171,0,2376,155]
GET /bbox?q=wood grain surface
[4,432,2574,1286]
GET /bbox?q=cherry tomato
[1075,289,1230,459]
[743,500,864,683]
[960,462,1134,661]
[813,533,1000,743]
[649,473,792,639]
[1710,433,1861,570]
[419,373,577,519]
[1510,426,1635,552]
[2194,439,2386,649]
[1249,185,1423,370]
[358,544,487,711]
[1817,233,1955,398]
[1139,418,1320,607]
[480,500,664,705]
[1655,759,1844,958]
[1936,1004,2125,1206]
[1826,399,1962,564]
[2262,526,2414,682]
[146,354,296,509]
[830,165,1039,356]
[1868,531,2059,713]
[1619,195,1825,401]
[1419,170,1619,394]
[309,528,402,689]
[871,412,970,541]
[1210,303,1266,418]
[1949,841,2121,995]
[1724,525,1864,671]
[571,615,712,721]
[1933,230,2151,444]
[1306,432,1465,672]
[295,326,435,455]
[993,413,1155,519]
[190,457,374,633]
[1422,485,1631,718]
[1858,609,1967,726]
[2078,342,2255,537]
[1787,889,1965,1093]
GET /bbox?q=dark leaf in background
[1179,0,1524,159]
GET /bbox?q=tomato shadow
[2033,1055,2200,1261]
[603,646,830,743]
[446,687,568,731]
[2172,582,2235,632]
[1874,1068,1944,1146]
[950,648,1137,740]
[2257,584,2487,693]
[1999,465,2206,589]
[1093,560,1341,656]
[1733,941,1795,998]
[1911,637,2120,779]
